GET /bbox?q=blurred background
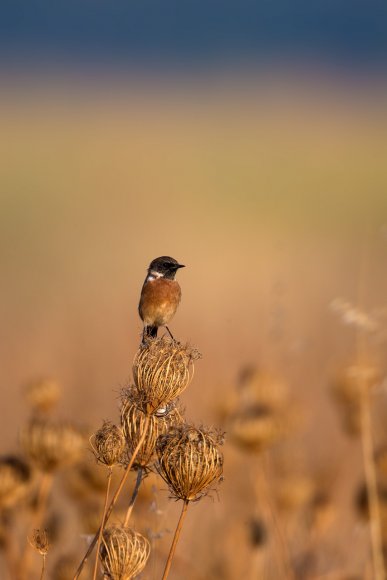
[1,1,387,578]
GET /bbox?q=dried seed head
[100,526,150,580]
[20,419,85,472]
[237,368,288,408]
[156,424,224,502]
[248,517,268,549]
[307,490,335,533]
[225,369,291,453]
[333,362,381,405]
[29,528,50,555]
[24,378,61,414]
[121,393,183,469]
[132,337,200,414]
[275,475,315,513]
[229,403,285,453]
[91,422,125,468]
[354,481,387,524]
[65,459,121,500]
[331,362,382,436]
[0,456,32,509]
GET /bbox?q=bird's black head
[147,256,185,280]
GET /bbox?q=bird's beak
[177,264,185,269]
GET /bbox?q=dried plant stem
[360,387,385,580]
[255,456,294,580]
[1,512,19,579]
[74,415,150,580]
[35,472,53,526]
[19,472,53,580]
[92,467,113,580]
[124,467,143,527]
[355,241,385,580]
[162,499,189,580]
[40,554,46,580]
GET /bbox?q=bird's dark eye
[163,261,174,269]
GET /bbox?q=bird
[138,256,185,341]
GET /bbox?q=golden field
[1,72,387,579]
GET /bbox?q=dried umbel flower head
[237,367,288,408]
[121,393,183,469]
[65,458,121,500]
[91,422,125,468]
[228,403,285,453]
[28,528,50,555]
[156,424,224,502]
[20,419,85,472]
[307,490,336,533]
[354,481,387,527]
[24,378,61,414]
[248,517,268,549]
[333,362,381,405]
[275,475,315,513]
[332,361,382,436]
[132,337,200,414]
[100,526,150,580]
[226,368,291,453]
[0,456,31,509]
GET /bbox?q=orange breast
[139,278,182,327]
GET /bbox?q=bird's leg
[142,327,147,345]
[165,326,175,341]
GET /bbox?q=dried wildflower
[237,367,288,407]
[156,424,224,502]
[229,403,285,453]
[0,456,31,509]
[330,298,379,332]
[307,490,335,533]
[275,475,315,513]
[355,481,387,523]
[20,419,85,472]
[29,528,50,555]
[332,362,382,436]
[225,368,291,453]
[100,526,150,580]
[121,394,183,469]
[248,517,268,549]
[132,337,200,414]
[65,458,121,500]
[91,422,125,468]
[24,378,61,414]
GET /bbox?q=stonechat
[138,256,185,340]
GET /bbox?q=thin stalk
[19,472,53,580]
[162,499,189,580]
[40,554,46,580]
[256,455,294,580]
[92,468,113,580]
[355,240,385,580]
[124,467,143,527]
[360,387,385,580]
[1,512,19,579]
[74,415,150,579]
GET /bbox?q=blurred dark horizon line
[1,53,387,90]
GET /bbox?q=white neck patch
[147,270,163,282]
